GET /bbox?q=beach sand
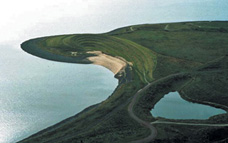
[86,51,127,75]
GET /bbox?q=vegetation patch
[20,21,228,143]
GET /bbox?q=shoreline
[86,51,128,75]
[19,21,228,142]
[21,40,130,80]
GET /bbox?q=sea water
[0,46,118,142]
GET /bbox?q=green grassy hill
[20,21,228,143]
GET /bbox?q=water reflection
[0,46,117,143]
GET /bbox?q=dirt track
[151,120,228,127]
[128,83,157,143]
[128,73,185,142]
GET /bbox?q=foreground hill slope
[20,21,228,143]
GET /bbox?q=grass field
[20,21,228,143]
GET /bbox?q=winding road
[128,83,157,143]
[128,73,184,143]
[128,71,228,143]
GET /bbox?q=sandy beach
[86,51,127,75]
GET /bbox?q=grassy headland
[20,21,228,143]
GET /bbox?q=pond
[151,92,226,119]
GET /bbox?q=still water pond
[151,92,226,119]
